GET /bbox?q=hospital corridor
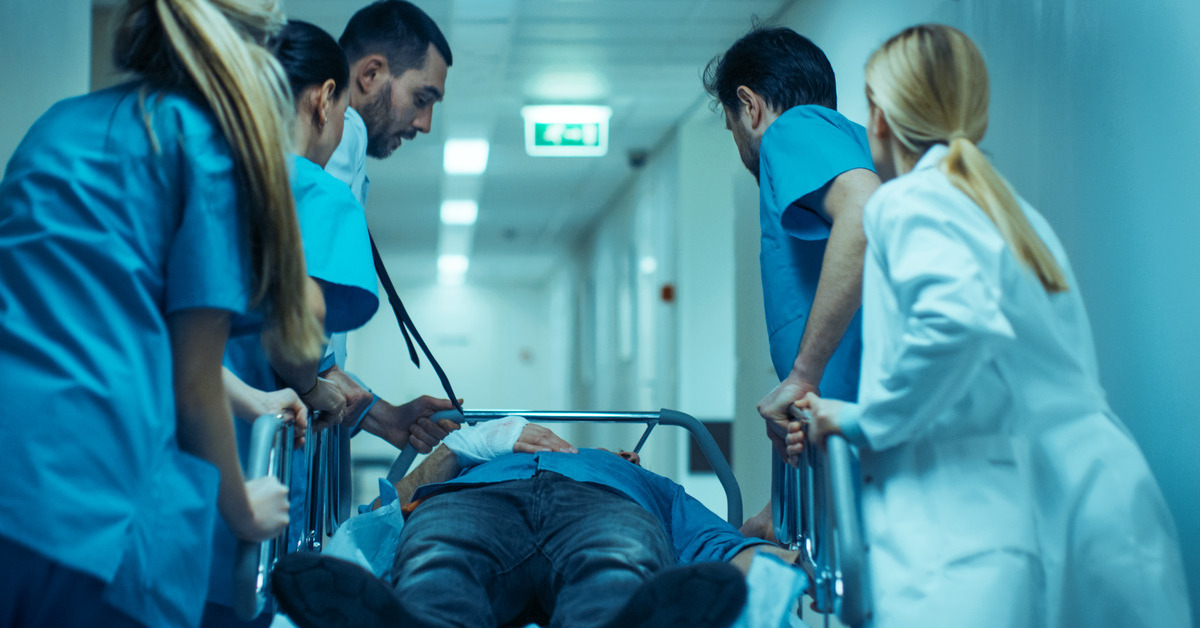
[1,0,1198,626]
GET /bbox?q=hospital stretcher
[232,408,742,620]
[233,410,871,626]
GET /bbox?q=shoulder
[760,105,873,195]
[766,105,867,148]
[291,156,361,214]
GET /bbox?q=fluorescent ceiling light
[443,139,489,174]
[440,200,478,225]
[437,254,469,275]
[527,72,608,101]
[521,105,612,157]
[437,254,469,286]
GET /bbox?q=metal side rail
[387,409,743,526]
[299,418,352,553]
[773,435,871,627]
[233,414,295,621]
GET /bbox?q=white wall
[346,261,567,464]
[0,0,91,165]
[778,0,1200,619]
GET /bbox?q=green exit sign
[522,105,611,157]
[534,122,601,148]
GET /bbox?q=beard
[742,146,760,184]
[360,82,398,159]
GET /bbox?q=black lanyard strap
[369,233,464,415]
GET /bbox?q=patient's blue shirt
[412,448,764,565]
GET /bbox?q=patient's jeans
[391,471,674,627]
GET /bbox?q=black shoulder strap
[369,233,464,415]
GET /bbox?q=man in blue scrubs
[703,27,880,460]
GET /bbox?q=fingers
[785,421,806,464]
[241,476,290,541]
[514,424,578,454]
[407,418,443,453]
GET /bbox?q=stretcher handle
[233,414,293,621]
[388,409,742,525]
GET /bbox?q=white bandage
[442,415,529,467]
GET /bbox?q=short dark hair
[703,26,837,115]
[271,20,350,100]
[339,1,453,75]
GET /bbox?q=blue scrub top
[292,155,379,333]
[0,83,255,627]
[208,154,380,610]
[758,105,873,401]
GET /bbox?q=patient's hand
[231,476,290,542]
[514,424,577,454]
[739,502,778,543]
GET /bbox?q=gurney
[773,434,871,627]
[232,408,743,620]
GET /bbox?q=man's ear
[354,54,389,95]
[736,85,764,131]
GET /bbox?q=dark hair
[271,20,349,100]
[703,26,837,115]
[339,0,453,75]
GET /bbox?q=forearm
[393,445,460,504]
[359,397,396,437]
[729,545,800,575]
[223,367,264,422]
[171,311,253,527]
[790,211,865,385]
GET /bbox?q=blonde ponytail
[114,0,323,363]
[866,24,1068,293]
[942,137,1068,292]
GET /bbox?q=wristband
[298,378,319,397]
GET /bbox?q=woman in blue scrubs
[0,1,325,626]
[202,21,383,626]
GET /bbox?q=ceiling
[283,0,794,285]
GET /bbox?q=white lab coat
[838,145,1190,627]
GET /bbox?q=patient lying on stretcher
[271,418,808,628]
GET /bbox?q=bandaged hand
[442,415,530,467]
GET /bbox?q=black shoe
[603,562,748,628]
[270,552,403,628]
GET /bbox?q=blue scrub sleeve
[165,125,254,317]
[760,106,874,241]
[292,157,379,333]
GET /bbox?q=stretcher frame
[233,408,741,620]
[774,435,872,627]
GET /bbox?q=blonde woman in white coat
[792,24,1191,627]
